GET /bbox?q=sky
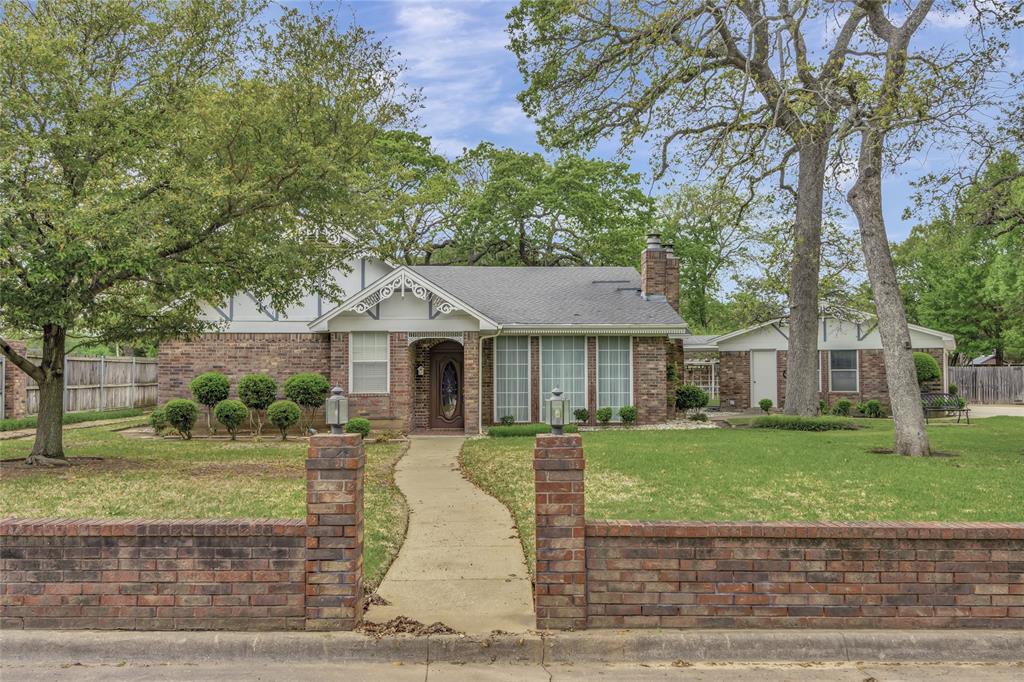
[286,1,1022,243]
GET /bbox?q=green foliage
[751,415,858,432]
[758,399,773,414]
[345,417,372,438]
[573,408,589,423]
[190,372,230,434]
[499,415,517,426]
[913,353,941,385]
[487,423,579,438]
[149,407,168,434]
[163,400,198,440]
[238,374,278,411]
[857,400,884,418]
[819,400,828,414]
[689,412,709,422]
[213,399,247,440]
[675,384,710,412]
[618,405,637,425]
[948,383,959,396]
[0,408,143,432]
[283,373,331,430]
[596,407,613,424]
[831,399,853,417]
[267,400,301,441]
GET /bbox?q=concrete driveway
[969,404,1024,418]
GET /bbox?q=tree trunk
[27,325,70,465]
[784,136,828,416]
[848,131,930,456]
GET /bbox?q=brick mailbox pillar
[305,433,365,631]
[534,433,587,630]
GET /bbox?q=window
[350,332,389,393]
[598,337,632,421]
[829,350,858,392]
[495,336,530,423]
[540,336,586,421]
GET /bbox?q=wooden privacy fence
[24,355,158,415]
[949,365,1024,404]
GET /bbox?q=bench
[921,392,970,424]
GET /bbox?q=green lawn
[460,417,1024,569]
[0,422,408,590]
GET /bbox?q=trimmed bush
[487,423,580,438]
[831,399,852,416]
[345,417,372,438]
[675,383,709,413]
[948,383,959,396]
[283,373,331,431]
[619,405,637,425]
[164,399,198,440]
[213,399,248,440]
[758,398,773,414]
[499,415,516,426]
[689,412,709,422]
[267,400,301,440]
[596,407,613,424]
[189,372,230,434]
[149,407,169,434]
[238,373,277,437]
[914,352,941,385]
[573,408,590,423]
[751,415,858,432]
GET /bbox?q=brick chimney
[640,233,680,314]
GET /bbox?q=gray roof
[409,266,686,327]
[682,334,719,348]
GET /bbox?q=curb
[2,629,1022,665]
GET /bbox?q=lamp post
[546,387,570,435]
[325,386,348,435]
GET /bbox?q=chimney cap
[645,233,662,249]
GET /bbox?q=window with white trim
[494,336,530,423]
[540,336,586,421]
[829,350,858,392]
[350,332,389,394]
[598,337,632,421]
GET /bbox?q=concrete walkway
[365,436,534,634]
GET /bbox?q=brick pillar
[305,433,364,631]
[534,433,587,630]
[3,341,29,419]
[463,331,480,435]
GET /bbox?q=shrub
[758,398,773,414]
[487,423,580,437]
[267,400,301,440]
[573,408,590,423]
[831,399,852,416]
[238,374,277,436]
[164,399,198,440]
[213,399,248,440]
[675,383,709,413]
[499,415,516,426]
[948,383,959,395]
[596,407,613,424]
[751,415,858,431]
[913,352,941,385]
[689,412,709,422]
[863,399,883,418]
[819,399,828,415]
[283,373,331,431]
[619,405,637,425]
[189,372,230,434]
[345,417,372,438]
[149,407,169,434]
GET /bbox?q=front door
[750,349,778,407]
[429,341,464,429]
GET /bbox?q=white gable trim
[309,266,498,331]
[711,316,955,348]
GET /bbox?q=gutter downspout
[479,328,501,435]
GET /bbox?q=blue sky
[291,1,1022,243]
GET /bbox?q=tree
[508,1,869,416]
[844,0,1018,455]
[0,1,411,463]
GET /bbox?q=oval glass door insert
[440,360,459,420]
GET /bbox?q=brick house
[158,235,687,433]
[709,315,955,410]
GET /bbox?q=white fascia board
[499,324,686,336]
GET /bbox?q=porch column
[463,331,480,434]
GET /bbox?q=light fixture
[325,386,348,434]
[417,364,425,377]
[546,387,570,435]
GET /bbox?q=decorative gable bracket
[350,270,461,317]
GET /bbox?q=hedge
[487,423,579,438]
[750,415,859,432]
[0,407,144,432]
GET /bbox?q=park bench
[921,392,970,424]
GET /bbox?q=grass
[0,407,145,432]
[460,417,1024,569]
[0,422,408,590]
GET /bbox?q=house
[707,315,955,410]
[157,235,688,433]
[971,351,998,366]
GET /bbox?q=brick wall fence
[534,434,1024,630]
[1,434,365,631]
